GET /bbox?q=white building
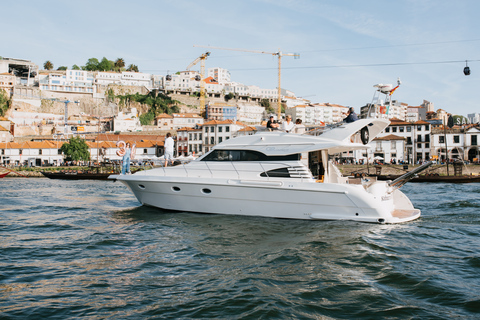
[352,134,407,164]
[177,126,203,156]
[202,119,247,153]
[207,67,231,84]
[431,126,480,163]
[155,113,204,131]
[236,103,264,124]
[1,141,64,166]
[39,70,96,94]
[95,71,152,88]
[113,108,142,132]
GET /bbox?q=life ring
[360,127,369,145]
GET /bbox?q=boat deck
[391,209,419,219]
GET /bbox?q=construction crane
[48,98,80,134]
[186,52,211,116]
[194,45,299,120]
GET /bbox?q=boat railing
[388,161,433,190]
[147,161,313,182]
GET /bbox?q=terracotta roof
[177,126,202,132]
[172,113,202,118]
[389,118,411,126]
[155,113,174,119]
[203,119,246,126]
[96,133,166,143]
[413,120,430,125]
[0,125,8,131]
[373,134,406,141]
[237,126,257,132]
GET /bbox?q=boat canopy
[210,119,390,156]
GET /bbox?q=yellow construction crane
[193,45,299,120]
[186,51,211,116]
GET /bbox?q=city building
[202,119,246,153]
[113,108,142,132]
[155,113,204,131]
[39,69,96,94]
[176,126,203,156]
[467,113,480,124]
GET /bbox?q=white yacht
[111,118,430,223]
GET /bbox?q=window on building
[58,149,62,155]
[19,149,22,155]
[199,133,202,140]
[1,149,4,155]
[417,125,422,131]
[391,153,397,158]
[417,135,422,142]
[417,143,422,149]
[439,136,445,143]
[416,152,423,160]
[454,135,460,143]
[407,137,412,144]
[205,127,208,133]
[39,149,42,155]
[407,126,411,132]
[472,135,478,146]
[144,149,147,154]
[392,127,397,133]
[189,133,192,140]
[425,143,429,149]
[219,137,223,143]
[226,126,230,132]
[210,127,214,133]
[391,141,396,149]
[210,137,214,144]
[205,138,208,145]
[218,126,223,132]
[425,125,429,131]
[399,127,404,133]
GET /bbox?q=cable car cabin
[195,75,201,81]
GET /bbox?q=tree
[72,64,81,70]
[225,92,235,102]
[126,64,139,72]
[0,89,11,116]
[43,60,54,70]
[84,58,100,71]
[57,66,67,70]
[98,57,114,71]
[60,137,91,161]
[114,58,125,71]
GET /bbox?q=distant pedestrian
[164,133,174,167]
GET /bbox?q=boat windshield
[201,149,300,162]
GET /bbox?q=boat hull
[42,172,112,180]
[112,174,420,224]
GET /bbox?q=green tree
[44,60,54,70]
[60,137,91,161]
[225,92,235,102]
[114,58,125,72]
[0,89,11,116]
[72,64,81,70]
[98,57,114,71]
[57,66,68,70]
[126,64,139,72]
[84,58,100,71]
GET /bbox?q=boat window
[201,149,300,161]
[260,168,290,177]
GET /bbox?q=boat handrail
[388,161,433,190]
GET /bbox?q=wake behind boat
[111,118,429,223]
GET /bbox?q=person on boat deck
[344,107,359,123]
[282,115,295,132]
[164,132,175,167]
[121,142,131,175]
[294,118,305,134]
[266,116,280,131]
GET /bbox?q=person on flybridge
[343,107,359,123]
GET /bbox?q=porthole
[202,188,212,194]
[138,184,145,189]
[172,186,181,192]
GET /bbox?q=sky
[2,0,479,116]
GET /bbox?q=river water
[1,178,479,319]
